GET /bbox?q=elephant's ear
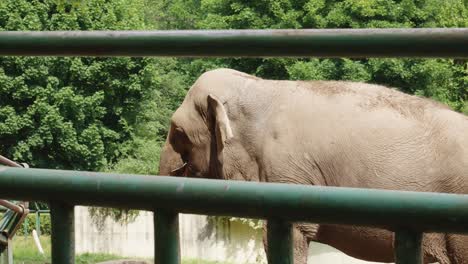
[208,94,233,153]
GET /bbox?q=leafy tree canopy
[201,0,467,112]
[1,0,466,171]
[0,0,152,170]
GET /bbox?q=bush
[0,0,152,171]
[15,213,51,236]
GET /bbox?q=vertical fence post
[267,219,294,264]
[36,211,41,237]
[23,216,28,236]
[154,210,180,264]
[395,230,423,264]
[0,248,6,264]
[6,239,12,264]
[50,203,74,264]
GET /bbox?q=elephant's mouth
[170,162,188,176]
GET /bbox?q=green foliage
[16,213,51,236]
[143,0,201,29]
[195,0,467,29]
[188,0,467,112]
[88,206,139,231]
[13,236,231,264]
[13,236,51,263]
[13,236,128,264]
[228,217,263,230]
[183,259,233,264]
[0,0,150,170]
[76,253,127,264]
[90,57,193,225]
[106,58,193,175]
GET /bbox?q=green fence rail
[0,168,468,263]
[0,155,29,264]
[0,28,466,58]
[0,28,467,264]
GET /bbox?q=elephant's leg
[292,225,309,264]
[315,224,394,262]
[263,221,309,264]
[314,226,448,263]
[446,234,468,264]
[420,233,450,264]
[262,223,269,259]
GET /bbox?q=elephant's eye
[170,125,191,156]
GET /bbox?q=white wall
[75,206,383,264]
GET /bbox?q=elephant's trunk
[158,135,185,176]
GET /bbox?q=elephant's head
[158,69,260,181]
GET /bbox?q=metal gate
[0,28,467,264]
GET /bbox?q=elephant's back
[291,80,451,121]
[262,80,466,193]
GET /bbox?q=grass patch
[13,236,50,263]
[12,236,231,264]
[183,260,231,264]
[12,236,125,264]
[76,253,126,264]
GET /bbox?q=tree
[190,0,467,112]
[0,0,154,170]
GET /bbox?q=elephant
[158,68,468,264]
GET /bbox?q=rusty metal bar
[0,29,466,58]
[0,201,22,214]
[10,207,28,238]
[0,156,21,168]
[0,207,28,239]
[0,234,7,246]
[1,168,468,233]
[0,155,29,239]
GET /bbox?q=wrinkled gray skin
[159,69,468,264]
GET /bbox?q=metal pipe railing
[0,28,466,58]
[49,203,74,264]
[0,155,28,264]
[154,210,179,264]
[0,167,467,264]
[0,201,23,214]
[0,167,466,233]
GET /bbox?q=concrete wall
[75,206,383,264]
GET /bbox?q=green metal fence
[0,28,467,58]
[0,156,29,264]
[1,168,468,264]
[0,29,467,264]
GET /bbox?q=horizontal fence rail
[0,28,466,58]
[0,155,29,264]
[0,167,468,233]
